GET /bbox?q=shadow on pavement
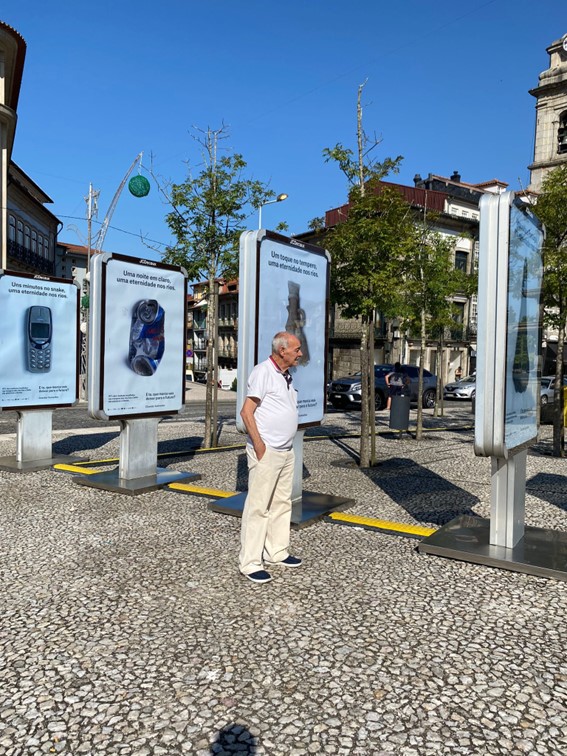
[53,434,206,460]
[209,724,257,754]
[527,472,567,513]
[157,436,204,458]
[52,431,119,455]
[362,456,480,526]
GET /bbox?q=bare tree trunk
[357,82,366,195]
[359,313,370,467]
[369,311,377,465]
[434,336,445,418]
[204,278,219,448]
[553,319,566,457]
[415,310,426,441]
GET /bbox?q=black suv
[328,364,437,411]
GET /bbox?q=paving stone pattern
[0,405,566,755]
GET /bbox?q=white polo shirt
[246,357,298,450]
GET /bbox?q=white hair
[272,331,292,354]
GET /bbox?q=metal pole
[258,204,262,230]
[87,184,91,271]
[80,184,94,401]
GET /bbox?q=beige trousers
[239,445,295,575]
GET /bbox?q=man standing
[239,331,303,584]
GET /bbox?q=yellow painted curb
[53,464,101,475]
[168,482,237,498]
[327,511,436,538]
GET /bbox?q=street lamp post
[258,193,288,229]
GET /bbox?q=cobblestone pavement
[1,403,566,755]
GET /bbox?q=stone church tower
[528,34,567,191]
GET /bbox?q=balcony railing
[219,316,238,327]
[407,324,478,342]
[8,240,55,276]
[330,321,387,339]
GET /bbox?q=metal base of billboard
[0,454,87,473]
[419,514,567,582]
[75,466,200,496]
[0,410,87,472]
[72,417,200,494]
[209,490,355,529]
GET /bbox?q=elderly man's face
[279,336,302,369]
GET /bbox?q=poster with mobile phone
[0,271,80,410]
[89,254,187,419]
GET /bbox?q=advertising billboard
[0,271,79,410]
[474,193,544,458]
[504,202,543,450]
[89,254,187,420]
[237,231,330,429]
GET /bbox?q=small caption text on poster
[268,251,319,277]
[8,281,68,298]
[115,270,177,290]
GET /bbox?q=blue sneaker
[245,570,272,583]
[266,556,302,568]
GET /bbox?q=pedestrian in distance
[238,331,304,584]
[385,362,410,410]
[455,365,463,381]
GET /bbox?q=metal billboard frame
[211,229,354,526]
[419,192,567,581]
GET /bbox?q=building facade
[1,20,26,269]
[188,279,239,387]
[527,34,567,373]
[529,33,567,191]
[411,173,508,383]
[303,175,507,387]
[55,241,88,289]
[1,21,60,276]
[8,162,58,275]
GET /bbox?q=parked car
[328,364,437,411]
[539,375,567,405]
[541,375,559,405]
[444,374,476,401]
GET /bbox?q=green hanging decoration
[128,174,151,197]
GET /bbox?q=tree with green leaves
[160,125,275,447]
[321,82,413,466]
[398,225,474,436]
[534,165,567,456]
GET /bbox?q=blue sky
[4,1,566,261]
